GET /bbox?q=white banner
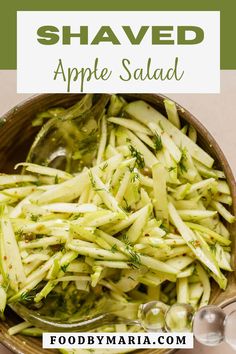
[43,332,194,349]
[17,11,220,93]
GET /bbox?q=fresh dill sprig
[168,166,177,173]
[61,264,69,273]
[99,162,108,172]
[210,244,216,253]
[126,245,141,267]
[88,170,96,189]
[131,171,139,183]
[30,214,39,222]
[122,234,131,246]
[54,174,59,184]
[32,180,41,187]
[89,170,106,192]
[128,145,145,169]
[20,291,35,303]
[160,222,169,233]
[16,229,24,239]
[111,244,118,253]
[128,165,134,173]
[75,130,98,156]
[153,132,163,152]
[123,198,132,213]
[178,148,188,173]
[128,165,140,183]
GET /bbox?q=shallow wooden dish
[0,94,235,354]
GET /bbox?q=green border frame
[0,1,235,69]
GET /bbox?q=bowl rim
[0,93,235,354]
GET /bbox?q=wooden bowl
[0,94,235,354]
